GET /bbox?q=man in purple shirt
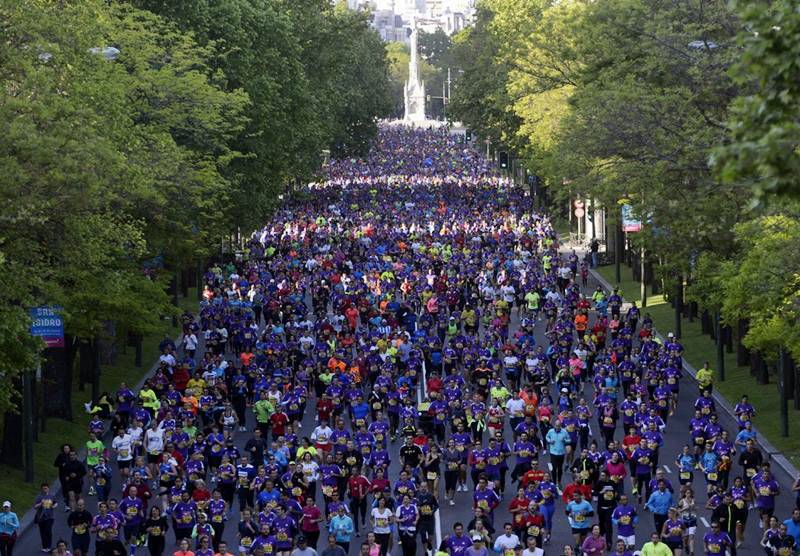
[703,522,733,556]
[752,467,780,530]
[118,486,144,544]
[446,522,473,556]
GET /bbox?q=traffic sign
[574,208,585,218]
[574,200,584,209]
[30,306,64,348]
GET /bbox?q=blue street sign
[29,306,64,348]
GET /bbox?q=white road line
[701,517,710,528]
[662,465,671,473]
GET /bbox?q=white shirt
[371,507,392,534]
[311,425,332,444]
[112,434,133,461]
[145,428,164,454]
[183,334,198,351]
[523,548,544,556]
[159,353,176,367]
[494,533,520,553]
[505,398,525,417]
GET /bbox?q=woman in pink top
[581,525,607,556]
[604,452,628,492]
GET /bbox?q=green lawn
[596,263,800,468]
[0,289,199,509]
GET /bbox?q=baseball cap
[297,535,307,544]
[472,534,482,542]
[2,501,9,508]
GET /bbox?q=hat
[667,332,674,338]
[472,534,483,542]
[297,535,307,544]
[2,501,9,508]
[560,388,568,393]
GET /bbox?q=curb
[15,329,185,541]
[590,266,800,485]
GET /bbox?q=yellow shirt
[641,541,673,556]
[696,368,714,386]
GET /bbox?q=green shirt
[86,439,105,466]
[254,399,275,423]
[525,291,540,309]
[640,541,673,556]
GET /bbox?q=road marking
[662,465,671,473]
[548,463,553,471]
[701,517,710,528]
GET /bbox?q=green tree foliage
[0,0,391,418]
[714,0,800,203]
[134,0,392,218]
[454,0,800,361]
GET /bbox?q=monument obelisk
[403,20,426,122]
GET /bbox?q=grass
[0,289,199,510]
[597,263,800,468]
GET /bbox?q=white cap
[667,332,674,338]
[2,501,10,508]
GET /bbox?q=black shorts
[665,539,683,551]
[147,452,161,464]
[118,459,132,469]
[571,527,589,536]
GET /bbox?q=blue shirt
[783,518,800,546]
[645,490,674,515]
[566,500,594,529]
[546,428,570,456]
[329,514,354,542]
[0,511,19,535]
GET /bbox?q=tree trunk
[701,310,712,335]
[724,325,734,354]
[1,379,24,467]
[181,268,190,298]
[755,353,769,385]
[736,320,750,367]
[793,357,800,411]
[96,320,116,366]
[42,343,73,421]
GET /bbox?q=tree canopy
[0,0,392,416]
[450,0,800,362]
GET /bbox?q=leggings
[400,530,417,556]
[375,533,391,556]
[38,519,53,550]
[541,504,555,532]
[349,497,368,531]
[550,453,565,484]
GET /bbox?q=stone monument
[403,22,427,122]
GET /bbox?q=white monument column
[404,21,427,122]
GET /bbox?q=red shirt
[348,475,371,499]
[508,497,530,527]
[370,478,390,494]
[301,505,322,532]
[317,398,333,421]
[622,435,642,459]
[270,412,289,435]
[520,469,546,489]
[561,482,592,503]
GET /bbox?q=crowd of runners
[3,128,800,556]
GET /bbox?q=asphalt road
[13,259,794,556]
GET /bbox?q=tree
[714,0,800,203]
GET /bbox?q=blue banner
[30,306,65,348]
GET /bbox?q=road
[13,265,793,556]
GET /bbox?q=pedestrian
[34,482,57,553]
[0,501,19,556]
